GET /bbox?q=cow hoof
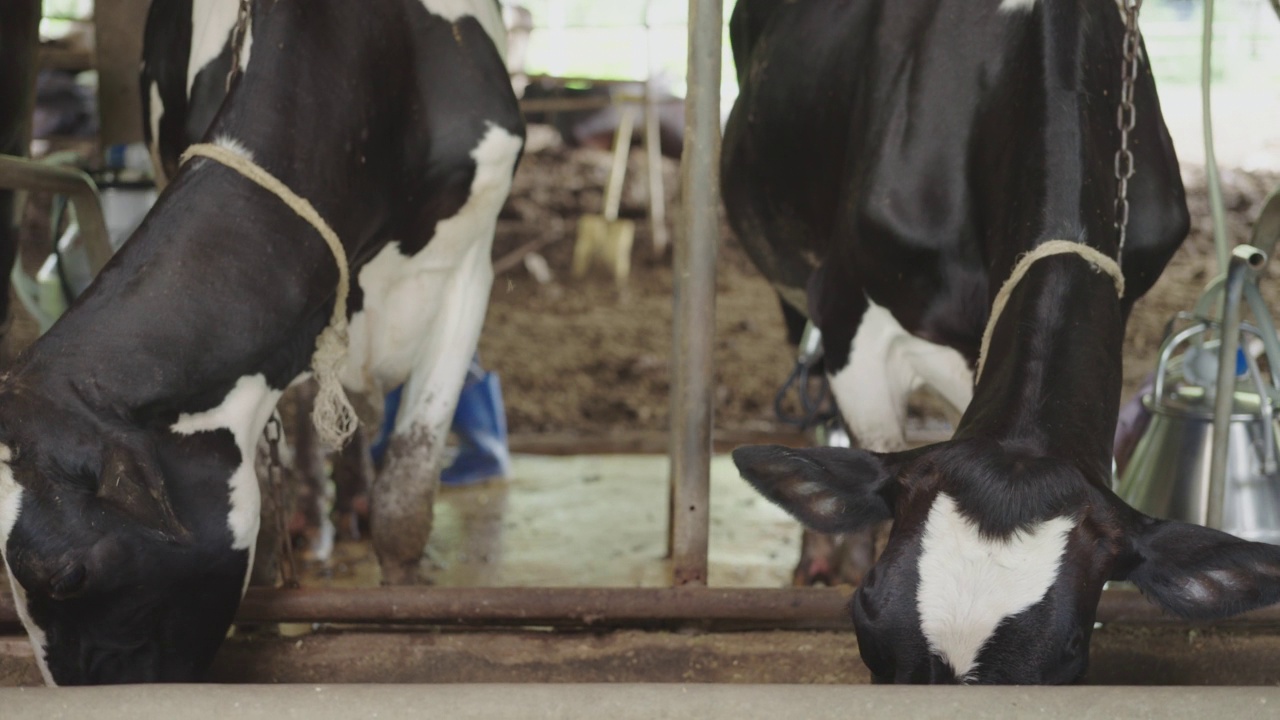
[334,493,370,541]
[792,556,836,587]
[334,511,362,542]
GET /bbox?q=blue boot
[441,368,511,486]
[369,361,512,486]
[369,385,402,468]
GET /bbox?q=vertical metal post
[668,0,722,586]
[1206,245,1265,529]
[95,0,154,147]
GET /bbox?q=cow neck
[954,253,1124,481]
[208,0,404,258]
[974,241,1124,382]
[179,141,357,449]
[14,30,397,422]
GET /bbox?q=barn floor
[8,623,1280,687]
[307,453,800,589]
[9,452,1280,687]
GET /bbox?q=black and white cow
[725,0,1280,684]
[0,0,522,684]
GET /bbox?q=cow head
[735,439,1280,684]
[0,385,258,684]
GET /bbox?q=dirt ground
[483,131,1280,438]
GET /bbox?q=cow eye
[50,563,87,600]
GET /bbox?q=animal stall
[4,0,1280,713]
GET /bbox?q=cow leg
[817,298,972,585]
[793,298,972,586]
[331,426,373,541]
[250,433,282,587]
[276,382,336,557]
[356,124,521,585]
[827,302,916,454]
[778,297,853,586]
[370,243,494,585]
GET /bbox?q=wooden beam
[94,0,152,147]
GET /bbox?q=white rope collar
[974,240,1126,382]
[181,142,358,448]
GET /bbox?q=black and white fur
[0,0,523,684]
[725,0,1280,684]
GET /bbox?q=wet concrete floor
[308,454,800,589]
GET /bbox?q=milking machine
[1114,0,1280,541]
[1116,200,1280,540]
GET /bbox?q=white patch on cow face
[827,299,973,453]
[171,374,280,555]
[916,493,1076,681]
[421,0,508,60]
[998,0,1039,12]
[0,448,55,686]
[189,0,249,96]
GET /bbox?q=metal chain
[264,414,300,589]
[225,0,252,93]
[1114,0,1143,266]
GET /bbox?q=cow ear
[97,444,190,542]
[1114,515,1280,620]
[731,444,901,534]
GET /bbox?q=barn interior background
[3,0,1280,690]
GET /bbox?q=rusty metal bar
[668,0,723,586]
[0,587,851,630]
[236,587,851,628]
[5,586,1278,630]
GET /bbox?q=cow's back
[723,0,1186,357]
